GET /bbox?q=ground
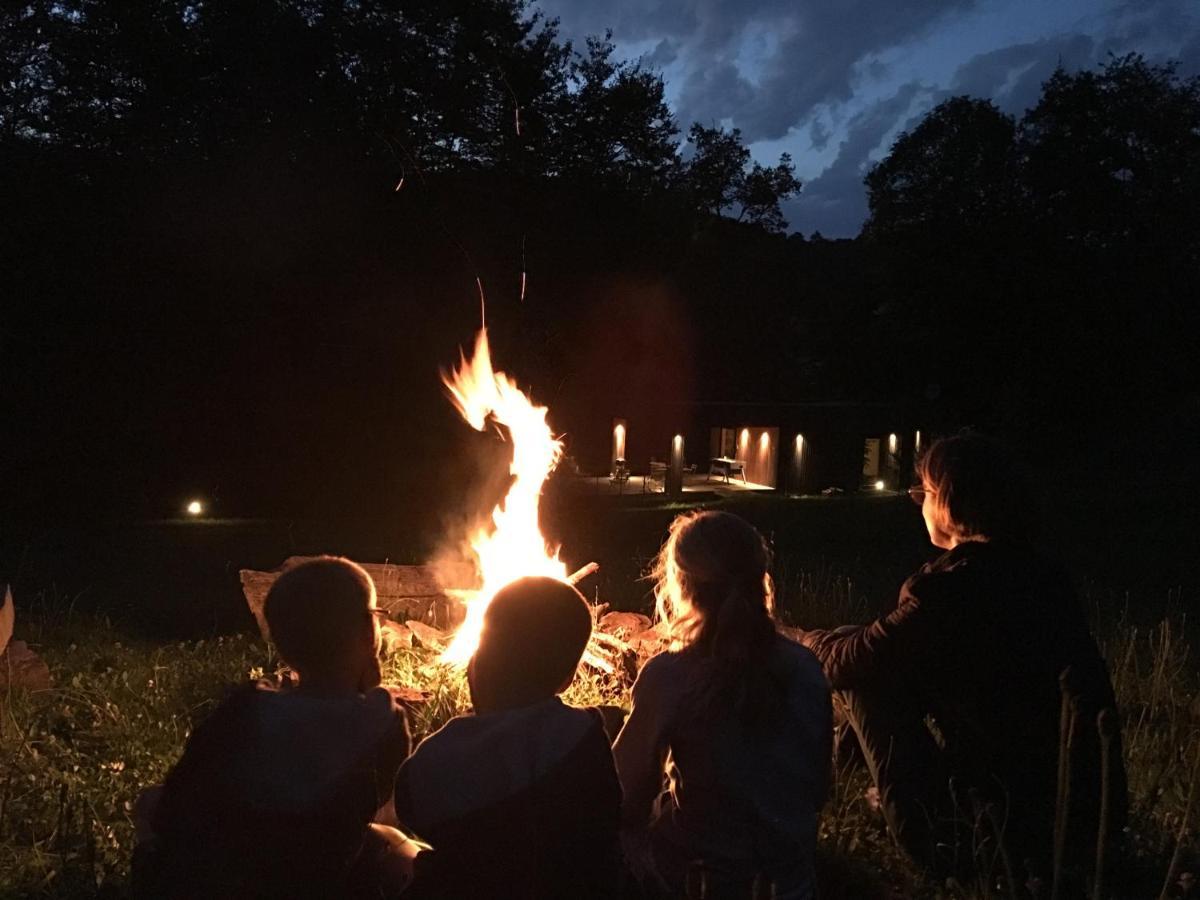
[1,488,1198,897]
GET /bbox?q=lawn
[2,491,1198,897]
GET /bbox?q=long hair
[651,510,781,723]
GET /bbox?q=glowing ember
[439,329,569,664]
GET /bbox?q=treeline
[1,2,1197,518]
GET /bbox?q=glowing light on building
[874,480,885,491]
[888,433,898,454]
[915,430,922,454]
[186,500,204,516]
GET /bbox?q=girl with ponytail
[614,510,831,899]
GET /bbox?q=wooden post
[667,433,684,497]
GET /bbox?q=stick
[568,562,600,586]
[1052,668,1079,900]
[1093,708,1117,900]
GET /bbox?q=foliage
[863,97,1018,240]
[682,124,802,232]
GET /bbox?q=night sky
[537,0,1200,236]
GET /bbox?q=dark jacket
[804,540,1126,863]
[395,697,621,899]
[140,681,410,899]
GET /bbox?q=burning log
[239,556,468,643]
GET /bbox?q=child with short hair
[135,556,415,899]
[394,576,621,899]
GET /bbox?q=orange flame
[439,329,568,664]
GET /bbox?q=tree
[682,124,750,216]
[1020,54,1200,257]
[863,96,1018,240]
[736,154,802,233]
[554,32,679,193]
[683,124,802,232]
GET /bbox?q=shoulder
[772,632,828,682]
[632,650,695,697]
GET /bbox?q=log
[239,556,469,642]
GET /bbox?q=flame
[439,329,568,664]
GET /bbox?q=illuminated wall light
[888,433,898,454]
[740,428,749,446]
[759,431,770,449]
[672,434,683,450]
[874,480,885,491]
[915,430,922,453]
[186,499,204,516]
[795,434,804,451]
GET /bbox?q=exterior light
[759,431,770,448]
[795,434,804,450]
[888,433,897,453]
[740,428,749,445]
[874,480,885,491]
[186,500,204,516]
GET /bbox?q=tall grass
[3,580,1199,898]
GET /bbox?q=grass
[4,580,1200,898]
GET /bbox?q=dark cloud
[789,81,927,237]
[538,0,977,140]
[645,38,680,68]
[950,34,1095,115]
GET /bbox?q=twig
[1053,668,1080,900]
[1093,708,1117,900]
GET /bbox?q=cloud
[808,117,832,152]
[537,0,978,141]
[950,34,1096,115]
[789,81,928,237]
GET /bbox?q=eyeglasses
[908,485,928,506]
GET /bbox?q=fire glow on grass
[439,329,569,665]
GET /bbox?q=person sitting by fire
[133,556,417,899]
[614,510,832,899]
[798,433,1128,888]
[392,576,622,898]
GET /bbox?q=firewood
[239,556,469,643]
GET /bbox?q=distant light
[759,431,770,448]
[795,434,804,450]
[740,428,749,445]
[874,480,885,491]
[915,430,922,452]
[888,433,898,453]
[672,434,683,448]
[186,500,204,516]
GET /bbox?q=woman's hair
[651,510,780,723]
[916,432,1030,542]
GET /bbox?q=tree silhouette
[864,96,1018,240]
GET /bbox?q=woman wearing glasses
[800,432,1126,890]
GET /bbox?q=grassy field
[2,491,1199,897]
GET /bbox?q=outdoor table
[708,457,747,483]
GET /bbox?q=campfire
[438,328,573,664]
[240,328,661,686]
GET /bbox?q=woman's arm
[612,655,677,828]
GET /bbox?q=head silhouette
[468,576,592,714]
[264,556,380,686]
